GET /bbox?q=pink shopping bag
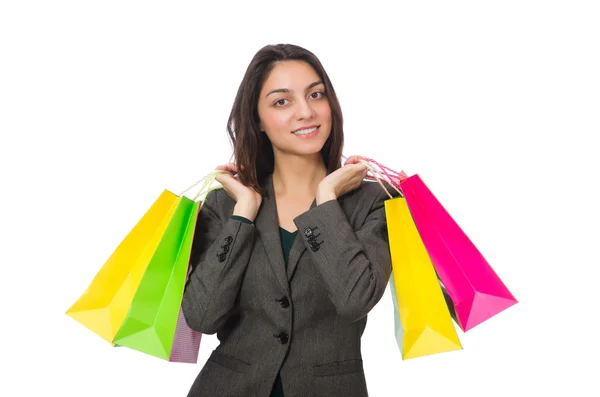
[168,260,203,363]
[169,254,202,364]
[169,308,202,362]
[362,158,518,332]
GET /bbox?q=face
[257,60,332,158]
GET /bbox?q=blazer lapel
[255,173,321,286]
[255,174,290,295]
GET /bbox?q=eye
[273,91,325,107]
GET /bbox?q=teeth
[293,127,317,135]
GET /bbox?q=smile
[292,126,319,136]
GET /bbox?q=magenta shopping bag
[169,308,202,363]
[361,158,518,332]
[400,174,517,331]
[168,265,203,363]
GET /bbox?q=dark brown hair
[226,44,344,196]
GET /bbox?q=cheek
[317,101,332,120]
[263,111,292,132]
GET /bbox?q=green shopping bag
[111,173,223,360]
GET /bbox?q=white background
[1,1,599,396]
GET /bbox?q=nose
[295,98,315,120]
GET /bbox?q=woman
[182,43,397,397]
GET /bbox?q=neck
[272,153,328,197]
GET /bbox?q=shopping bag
[66,190,179,343]
[400,174,518,331]
[67,172,223,362]
[362,158,517,332]
[362,163,462,360]
[385,194,463,359]
[112,194,200,361]
[169,306,203,363]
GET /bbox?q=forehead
[260,61,321,93]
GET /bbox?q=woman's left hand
[316,155,368,205]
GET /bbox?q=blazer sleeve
[181,189,257,334]
[293,184,395,322]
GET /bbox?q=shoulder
[333,179,400,229]
[322,179,399,230]
[341,179,400,209]
[200,188,235,219]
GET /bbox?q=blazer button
[225,236,233,244]
[278,296,290,308]
[310,241,322,252]
[274,332,289,345]
[304,227,313,237]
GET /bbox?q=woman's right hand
[214,163,262,222]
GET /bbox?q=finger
[344,155,364,166]
[214,172,231,184]
[350,163,368,180]
[215,163,238,174]
[350,162,367,172]
[343,155,358,165]
[215,169,237,183]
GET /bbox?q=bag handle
[359,159,403,199]
[178,170,229,203]
[342,154,404,199]
[342,155,407,186]
[361,157,408,188]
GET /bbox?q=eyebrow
[265,80,324,97]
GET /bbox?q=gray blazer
[182,173,398,397]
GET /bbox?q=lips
[292,125,320,133]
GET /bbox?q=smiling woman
[181,43,397,397]
[223,44,345,197]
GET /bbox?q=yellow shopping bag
[66,172,224,345]
[357,158,462,360]
[66,191,180,343]
[385,195,462,359]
